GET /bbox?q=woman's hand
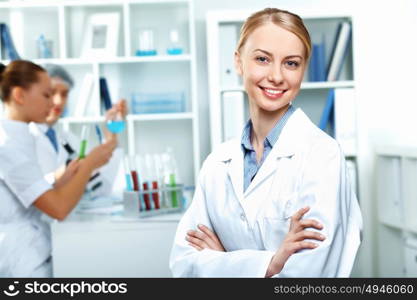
[265,206,326,277]
[83,138,117,170]
[104,99,128,121]
[186,224,226,252]
[116,99,128,118]
[104,99,128,141]
[54,159,80,188]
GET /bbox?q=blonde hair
[236,8,311,60]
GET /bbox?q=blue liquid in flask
[106,120,126,134]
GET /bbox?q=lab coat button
[240,213,246,221]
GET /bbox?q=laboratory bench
[51,207,183,277]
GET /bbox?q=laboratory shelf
[220,80,355,93]
[127,112,194,121]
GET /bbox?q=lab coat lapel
[243,145,283,198]
[43,132,59,158]
[226,141,244,204]
[243,110,300,198]
[242,109,305,225]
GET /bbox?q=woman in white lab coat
[0,60,116,277]
[29,64,127,197]
[169,8,362,277]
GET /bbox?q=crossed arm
[185,206,325,277]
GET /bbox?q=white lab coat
[0,119,53,277]
[170,108,362,277]
[29,123,72,184]
[29,122,113,196]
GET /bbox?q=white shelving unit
[375,146,417,277]
[220,80,355,93]
[0,0,200,188]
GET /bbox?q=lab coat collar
[0,119,32,146]
[29,122,51,135]
[218,108,310,201]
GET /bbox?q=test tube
[129,155,140,192]
[163,147,178,208]
[145,154,160,210]
[123,156,133,191]
[140,154,152,211]
[154,153,167,208]
[150,154,161,209]
[79,125,89,159]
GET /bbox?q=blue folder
[99,77,113,111]
[318,89,335,135]
[0,23,20,60]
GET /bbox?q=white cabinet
[404,238,417,277]
[376,146,417,277]
[51,213,182,277]
[0,0,200,187]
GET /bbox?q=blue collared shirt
[241,105,295,192]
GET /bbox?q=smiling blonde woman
[170,8,362,278]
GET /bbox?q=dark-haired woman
[0,60,116,277]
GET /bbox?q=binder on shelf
[219,24,239,87]
[308,36,326,82]
[334,88,357,156]
[222,91,245,142]
[74,73,94,117]
[0,23,20,60]
[85,82,100,117]
[99,77,113,112]
[327,21,352,81]
[308,44,318,82]
[0,28,2,60]
[318,89,335,135]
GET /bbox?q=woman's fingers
[280,239,319,257]
[289,206,310,231]
[117,99,128,117]
[187,229,208,241]
[185,232,209,249]
[188,242,203,251]
[291,218,323,233]
[187,230,216,249]
[186,227,225,251]
[289,207,324,233]
[292,206,310,221]
[293,230,326,242]
[197,224,225,251]
[298,219,323,230]
[197,224,218,241]
[292,241,319,253]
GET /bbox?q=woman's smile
[259,86,287,100]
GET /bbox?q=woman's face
[22,72,53,123]
[45,77,70,125]
[235,23,306,114]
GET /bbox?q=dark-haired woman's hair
[0,60,46,102]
